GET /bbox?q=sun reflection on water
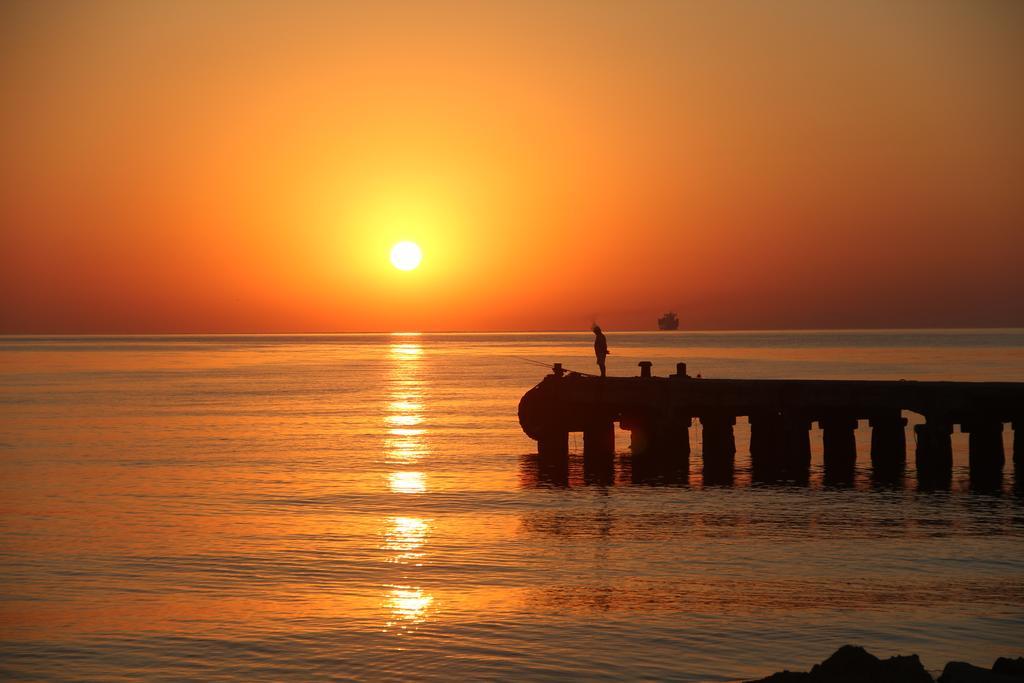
[389,343,423,358]
[385,414,423,428]
[382,515,431,565]
[384,585,434,629]
[381,338,435,631]
[384,338,428,466]
[384,437,429,461]
[388,470,426,494]
[387,399,422,413]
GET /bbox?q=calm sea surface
[1,330,1023,681]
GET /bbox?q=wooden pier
[518,362,1024,483]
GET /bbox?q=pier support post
[1014,421,1023,468]
[870,413,907,471]
[749,413,780,457]
[699,414,735,479]
[624,412,689,461]
[583,419,616,459]
[962,420,1005,485]
[670,416,693,460]
[915,420,953,483]
[821,417,858,475]
[784,417,812,472]
[750,413,810,478]
[537,430,569,458]
[749,413,781,479]
[583,445,615,485]
[629,414,690,484]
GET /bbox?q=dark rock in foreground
[939,657,1024,682]
[748,645,1024,683]
[749,645,931,683]
[994,659,1024,677]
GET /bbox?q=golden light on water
[380,338,434,630]
[384,339,428,466]
[384,436,429,463]
[388,471,426,494]
[382,516,431,565]
[387,399,422,413]
[385,586,434,627]
[385,414,423,428]
[390,342,423,357]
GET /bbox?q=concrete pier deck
[518,363,1024,481]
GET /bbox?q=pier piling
[1014,421,1023,468]
[583,419,616,458]
[914,420,953,482]
[821,417,858,471]
[963,420,1005,476]
[538,430,569,458]
[783,416,812,472]
[700,414,735,476]
[750,413,810,477]
[870,413,907,471]
[748,413,781,463]
[624,411,689,461]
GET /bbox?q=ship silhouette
[657,312,679,330]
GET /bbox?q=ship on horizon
[657,312,679,330]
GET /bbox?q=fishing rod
[511,356,599,378]
[511,355,558,369]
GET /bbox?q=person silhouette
[592,325,609,377]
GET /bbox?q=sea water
[1,330,1022,681]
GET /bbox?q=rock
[749,646,1024,683]
[748,645,933,682]
[811,645,881,678]
[883,654,936,683]
[992,658,1024,677]
[938,661,1023,682]
[810,645,932,683]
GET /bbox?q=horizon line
[2,325,1023,337]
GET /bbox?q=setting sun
[390,242,423,271]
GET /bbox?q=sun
[390,241,422,271]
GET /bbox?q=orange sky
[1,1,1022,333]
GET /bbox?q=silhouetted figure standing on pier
[592,325,609,377]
